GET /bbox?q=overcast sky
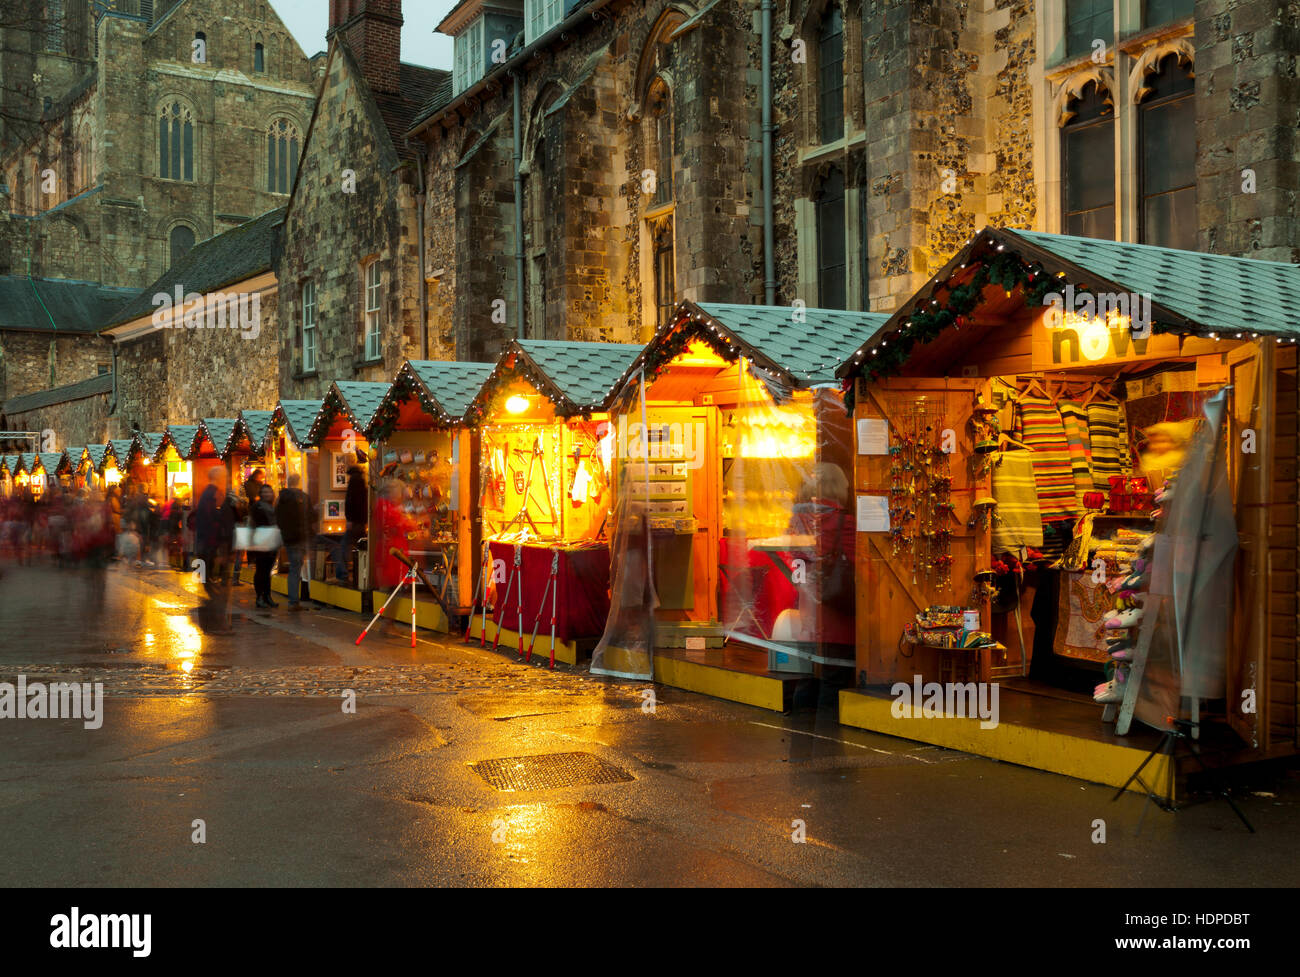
[270,0,455,69]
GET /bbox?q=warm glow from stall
[105,467,121,486]
[505,395,530,414]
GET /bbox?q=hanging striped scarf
[1058,400,1094,505]
[1087,401,1126,488]
[991,449,1044,556]
[1013,394,1078,521]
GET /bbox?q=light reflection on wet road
[1,562,1296,887]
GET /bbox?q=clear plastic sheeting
[591,351,855,680]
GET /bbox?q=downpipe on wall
[512,68,526,342]
[761,0,776,305]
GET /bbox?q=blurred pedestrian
[275,473,314,611]
[194,465,236,633]
[341,465,367,585]
[251,483,279,609]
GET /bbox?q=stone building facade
[274,0,445,399]
[392,0,1297,374]
[0,0,316,402]
[0,373,113,451]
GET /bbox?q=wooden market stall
[155,424,201,504]
[233,410,277,488]
[461,339,644,666]
[363,359,495,633]
[0,454,15,497]
[128,432,167,502]
[83,444,110,493]
[836,226,1299,791]
[102,440,135,491]
[300,381,387,600]
[590,300,885,710]
[262,398,326,604]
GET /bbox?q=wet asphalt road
[0,560,1297,887]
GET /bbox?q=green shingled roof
[106,441,133,467]
[198,419,239,458]
[234,410,275,454]
[17,452,36,474]
[403,358,493,420]
[103,209,286,331]
[84,444,108,472]
[1009,229,1300,336]
[839,227,1300,377]
[132,431,164,459]
[157,425,198,460]
[37,451,64,475]
[481,340,645,416]
[2,455,18,476]
[310,382,389,445]
[274,400,324,450]
[64,447,87,472]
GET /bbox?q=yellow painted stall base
[372,591,450,633]
[652,654,786,712]
[467,617,579,667]
[838,689,1171,794]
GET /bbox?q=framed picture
[325,499,343,520]
[330,451,351,490]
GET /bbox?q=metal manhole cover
[470,752,634,791]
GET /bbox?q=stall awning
[197,418,239,459]
[273,400,324,451]
[234,410,275,455]
[378,360,496,430]
[838,227,1300,380]
[469,339,646,422]
[309,381,389,445]
[159,424,201,461]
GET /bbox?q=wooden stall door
[854,377,990,684]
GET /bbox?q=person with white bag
[249,483,282,609]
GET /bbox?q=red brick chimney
[328,0,403,96]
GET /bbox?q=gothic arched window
[158,101,194,182]
[1139,55,1195,250]
[648,79,673,207]
[266,118,300,194]
[1061,81,1114,240]
[818,4,844,144]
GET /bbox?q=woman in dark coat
[251,484,279,608]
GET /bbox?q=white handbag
[248,526,283,552]
[234,525,253,551]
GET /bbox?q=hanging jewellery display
[889,400,954,590]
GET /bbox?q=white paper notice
[857,418,889,455]
[856,495,890,532]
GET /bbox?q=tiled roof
[839,227,1300,375]
[37,451,64,475]
[275,400,324,450]
[313,381,390,442]
[103,208,285,330]
[401,360,496,424]
[105,440,133,467]
[1,372,113,414]
[18,452,36,473]
[235,410,275,454]
[64,447,87,471]
[510,339,646,414]
[1008,229,1300,336]
[690,301,886,387]
[84,444,108,472]
[133,431,164,458]
[198,419,239,459]
[0,278,139,334]
[2,455,18,475]
[160,424,201,461]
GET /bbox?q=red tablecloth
[488,541,610,641]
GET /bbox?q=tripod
[1112,717,1255,835]
[356,548,440,649]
